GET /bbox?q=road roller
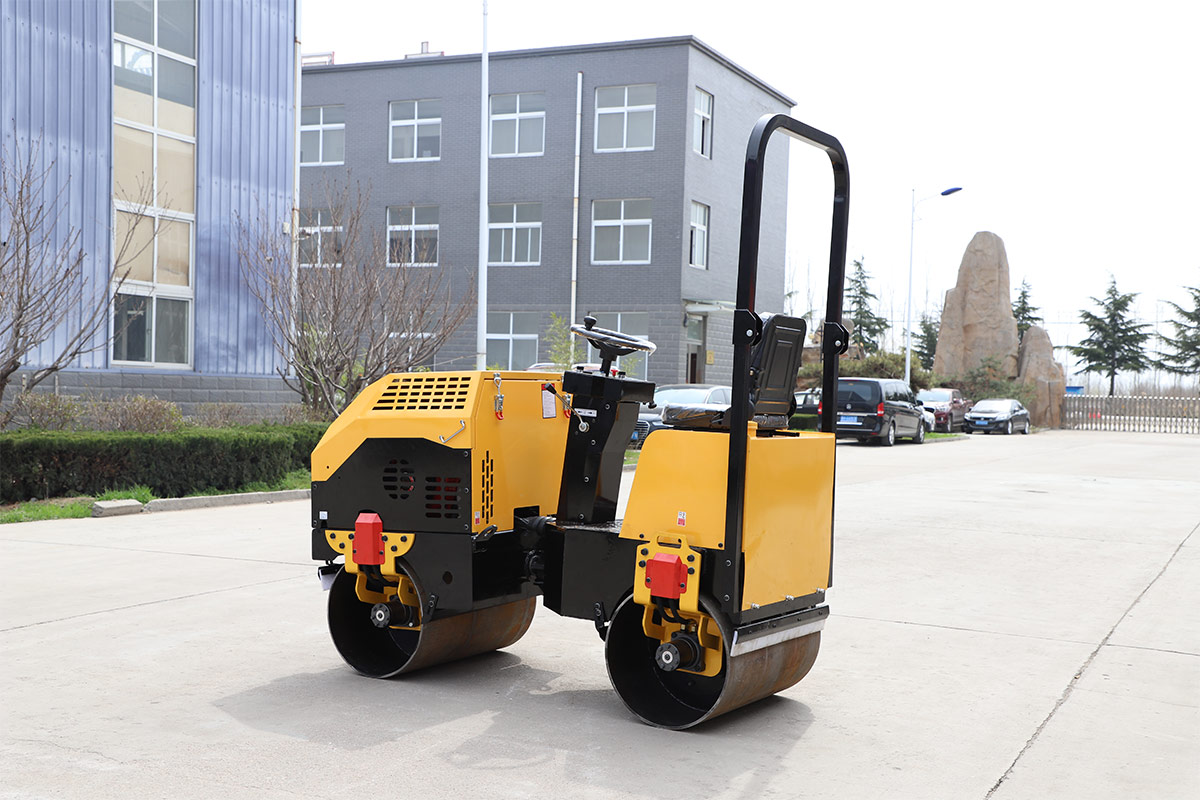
[310,114,851,728]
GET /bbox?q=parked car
[525,362,603,373]
[919,406,936,433]
[916,387,970,432]
[828,377,926,446]
[794,388,821,415]
[633,384,732,446]
[963,398,1031,435]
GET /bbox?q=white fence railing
[1062,395,1200,433]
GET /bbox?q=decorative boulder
[1017,325,1066,427]
[934,232,1020,378]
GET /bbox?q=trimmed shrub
[236,423,328,471]
[0,429,293,502]
[789,414,820,431]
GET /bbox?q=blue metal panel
[194,0,295,376]
[0,0,113,370]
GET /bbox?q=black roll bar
[714,114,850,624]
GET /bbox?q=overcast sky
[301,0,1199,383]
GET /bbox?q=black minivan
[830,377,926,446]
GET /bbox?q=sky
[300,0,1200,386]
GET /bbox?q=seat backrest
[749,313,807,418]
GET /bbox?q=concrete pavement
[1,430,1197,799]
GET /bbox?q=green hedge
[0,429,295,503]
[235,423,328,471]
[789,414,820,431]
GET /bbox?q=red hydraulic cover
[353,512,384,566]
[646,552,687,599]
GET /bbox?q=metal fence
[1062,395,1200,433]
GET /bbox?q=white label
[542,387,556,419]
[575,408,597,418]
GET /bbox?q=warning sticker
[677,511,687,527]
[541,386,556,419]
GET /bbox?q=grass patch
[97,485,156,504]
[926,432,964,440]
[184,468,310,497]
[0,497,94,524]
[624,450,640,468]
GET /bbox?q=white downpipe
[475,1,489,369]
[570,71,582,361]
[289,0,302,356]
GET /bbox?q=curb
[143,488,310,513]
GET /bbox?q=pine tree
[845,258,889,355]
[1012,279,1043,341]
[1156,284,1200,375]
[1066,277,1152,396]
[913,312,939,370]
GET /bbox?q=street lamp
[904,186,962,384]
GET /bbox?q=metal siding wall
[195,0,294,376]
[0,0,112,370]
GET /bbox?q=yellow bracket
[325,530,416,575]
[353,572,421,631]
[639,605,724,677]
[631,534,722,677]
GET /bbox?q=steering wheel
[570,316,656,374]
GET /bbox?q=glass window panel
[625,224,650,261]
[596,113,624,149]
[486,339,509,369]
[157,219,190,286]
[114,0,153,43]
[327,230,344,261]
[158,57,195,136]
[387,206,411,226]
[696,89,712,114]
[113,293,152,362]
[416,124,440,158]
[491,118,516,155]
[300,130,321,163]
[299,236,318,265]
[528,228,541,263]
[487,312,510,334]
[321,105,344,123]
[417,99,441,119]
[488,229,504,262]
[686,316,704,342]
[515,230,529,263]
[113,43,153,125]
[515,202,541,223]
[155,298,189,364]
[512,338,538,369]
[114,211,153,282]
[414,206,438,224]
[156,137,195,213]
[628,84,656,105]
[625,199,652,219]
[501,229,514,262]
[520,92,545,112]
[391,125,415,159]
[513,313,540,336]
[113,124,152,204]
[322,128,345,163]
[593,312,619,330]
[489,203,514,224]
[596,87,625,108]
[594,227,620,261]
[626,110,654,148]
[301,106,321,125]
[692,202,708,225]
[391,101,415,121]
[158,0,195,58]
[518,117,543,153]
[414,230,438,263]
[492,94,517,114]
[622,312,649,336]
[388,231,410,264]
[594,200,622,221]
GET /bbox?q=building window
[111,0,196,367]
[299,105,345,165]
[389,99,441,161]
[693,88,713,158]
[589,312,649,379]
[592,199,652,264]
[689,202,709,269]
[298,209,344,267]
[387,205,440,266]
[595,84,655,152]
[486,311,540,369]
[490,92,545,157]
[488,203,542,265]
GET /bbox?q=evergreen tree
[845,258,889,355]
[913,312,939,370]
[1155,284,1200,375]
[1012,279,1043,341]
[1066,277,1152,396]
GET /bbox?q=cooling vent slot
[373,374,473,412]
[424,476,463,519]
[382,459,415,501]
[481,451,494,525]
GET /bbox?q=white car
[920,406,936,432]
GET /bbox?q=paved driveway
[1,431,1197,799]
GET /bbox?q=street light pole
[904,186,962,385]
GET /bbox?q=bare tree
[237,178,474,419]
[0,133,152,425]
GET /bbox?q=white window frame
[111,0,197,369]
[389,99,442,162]
[490,92,545,158]
[299,105,345,166]
[689,201,709,270]
[588,311,650,379]
[591,199,652,265]
[486,312,540,370]
[488,202,542,266]
[386,205,440,267]
[693,87,713,158]
[298,210,343,268]
[594,84,656,153]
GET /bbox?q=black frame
[713,114,850,625]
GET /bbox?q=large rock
[933,232,1020,377]
[1017,325,1066,427]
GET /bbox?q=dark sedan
[963,398,1031,435]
